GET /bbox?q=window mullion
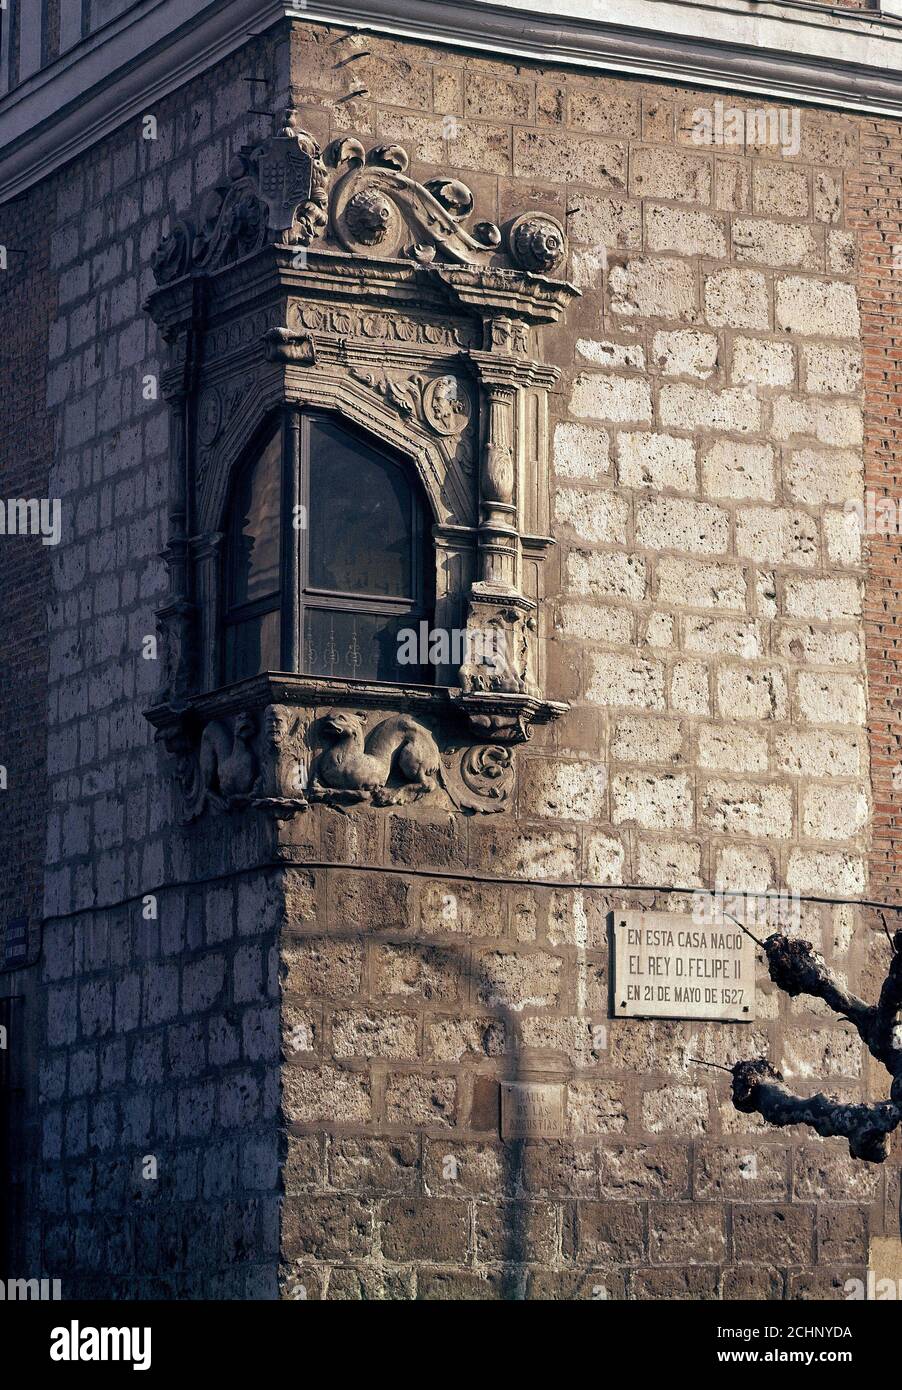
[280,407,301,672]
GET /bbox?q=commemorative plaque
[613,910,756,1021]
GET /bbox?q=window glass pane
[231,429,281,606]
[304,608,430,683]
[225,609,281,682]
[308,418,415,598]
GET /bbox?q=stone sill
[144,672,569,745]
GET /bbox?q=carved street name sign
[613,910,756,1021]
[500,1082,565,1138]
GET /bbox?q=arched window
[223,412,433,685]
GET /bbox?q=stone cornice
[2,0,902,203]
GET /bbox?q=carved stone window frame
[144,114,578,820]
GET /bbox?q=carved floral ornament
[144,113,578,822]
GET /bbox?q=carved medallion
[423,375,471,436]
[197,388,223,447]
[508,213,567,275]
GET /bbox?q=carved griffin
[309,709,445,806]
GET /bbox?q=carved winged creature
[184,712,257,819]
[309,709,445,805]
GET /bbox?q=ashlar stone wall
[275,27,898,1300]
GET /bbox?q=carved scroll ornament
[150,113,570,285]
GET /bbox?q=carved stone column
[478,381,519,592]
[191,532,224,691]
[156,347,197,703]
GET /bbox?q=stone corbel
[148,685,521,823]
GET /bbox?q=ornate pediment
[150,111,570,285]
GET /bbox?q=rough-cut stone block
[611,717,683,765]
[555,600,633,644]
[645,204,726,257]
[716,665,788,721]
[567,193,642,248]
[611,772,693,829]
[642,1085,709,1135]
[775,730,860,778]
[803,344,862,396]
[698,724,768,773]
[384,1073,456,1128]
[554,485,629,543]
[787,849,866,895]
[521,759,608,821]
[731,336,795,387]
[753,163,809,217]
[565,1201,645,1262]
[701,779,793,838]
[801,784,868,841]
[656,556,747,611]
[735,506,818,567]
[785,448,862,506]
[374,944,460,1002]
[566,549,647,600]
[617,431,697,491]
[649,1203,726,1264]
[636,497,729,556]
[284,940,363,1001]
[576,338,645,369]
[701,439,775,501]
[772,396,863,448]
[629,146,711,204]
[684,617,760,659]
[609,258,697,320]
[651,330,718,380]
[775,276,860,338]
[476,950,563,1011]
[513,129,625,187]
[330,1010,419,1060]
[704,269,769,330]
[785,575,861,622]
[796,672,866,727]
[670,661,711,715]
[659,383,761,434]
[588,652,665,709]
[732,1205,813,1265]
[380,1199,469,1262]
[282,1065,371,1125]
[732,217,819,269]
[567,1082,628,1135]
[569,371,652,423]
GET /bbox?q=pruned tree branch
[728,928,902,1163]
[732,1058,901,1163]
